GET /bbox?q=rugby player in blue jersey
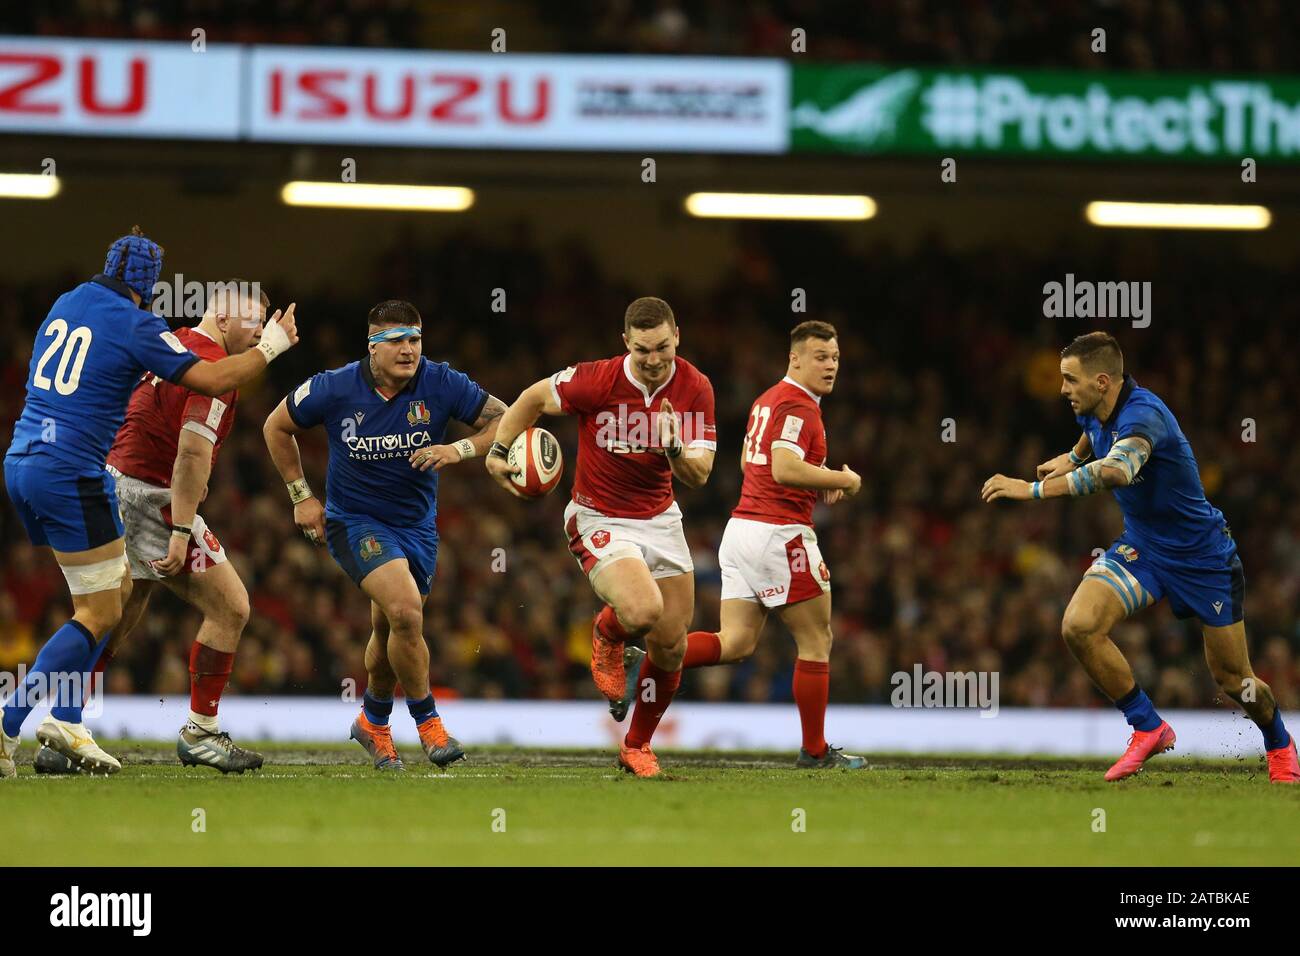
[983,332,1297,783]
[0,227,301,777]
[263,300,505,771]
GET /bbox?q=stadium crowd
[3,0,1296,74]
[1,226,1297,719]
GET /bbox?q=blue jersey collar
[1101,373,1137,429]
[361,354,420,399]
[90,273,145,307]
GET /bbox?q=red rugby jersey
[550,354,716,519]
[107,327,236,487]
[732,377,826,526]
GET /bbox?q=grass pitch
[2,743,1295,866]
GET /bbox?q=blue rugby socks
[363,689,394,727]
[407,694,438,725]
[52,636,109,724]
[1115,684,1163,732]
[1259,708,1291,752]
[2,620,97,736]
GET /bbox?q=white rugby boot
[0,728,18,779]
[35,716,121,774]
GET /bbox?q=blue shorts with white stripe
[1089,535,1244,626]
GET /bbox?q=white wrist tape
[286,478,313,504]
[453,438,476,461]
[256,320,292,364]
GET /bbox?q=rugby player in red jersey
[36,282,270,775]
[486,297,716,777]
[679,321,866,768]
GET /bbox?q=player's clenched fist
[840,464,862,497]
[295,495,326,544]
[982,473,1031,502]
[485,452,525,498]
[151,535,188,576]
[1036,452,1074,481]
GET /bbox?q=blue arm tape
[368,326,421,344]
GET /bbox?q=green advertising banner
[792,64,1300,161]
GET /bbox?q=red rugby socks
[189,642,234,731]
[682,631,722,668]
[624,657,681,749]
[793,658,830,758]
[596,604,628,643]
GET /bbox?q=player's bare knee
[80,605,123,638]
[619,594,664,635]
[384,604,424,640]
[1061,607,1104,650]
[222,589,251,633]
[646,630,686,669]
[797,627,833,660]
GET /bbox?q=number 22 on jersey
[743,405,771,465]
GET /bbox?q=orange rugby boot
[590,615,627,702]
[618,741,661,778]
[349,711,404,771]
[417,715,466,768]
[1266,737,1299,783]
[1104,721,1176,781]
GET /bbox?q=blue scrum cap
[104,226,163,307]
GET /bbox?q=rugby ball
[508,427,563,497]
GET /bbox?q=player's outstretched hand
[982,473,1031,502]
[257,303,300,365]
[411,444,461,472]
[485,454,525,498]
[274,302,299,346]
[821,486,844,505]
[294,496,326,545]
[1036,453,1073,481]
[150,533,189,576]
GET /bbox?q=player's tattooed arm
[412,395,508,471]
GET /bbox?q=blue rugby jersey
[287,356,487,527]
[1076,374,1234,563]
[5,275,201,471]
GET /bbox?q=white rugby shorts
[563,500,693,582]
[110,468,228,581]
[718,516,830,608]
